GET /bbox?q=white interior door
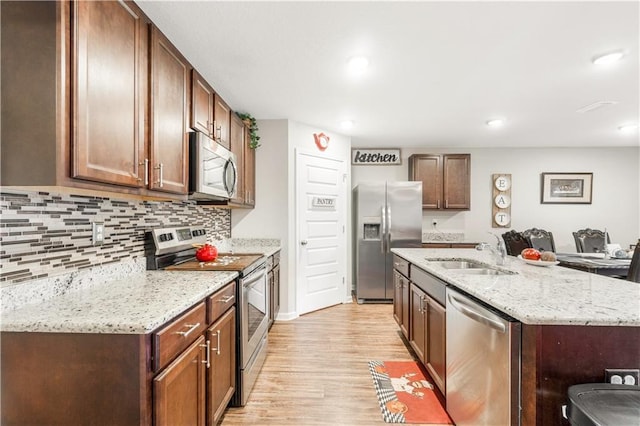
[296,150,347,315]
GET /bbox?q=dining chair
[501,230,531,256]
[572,228,610,253]
[523,228,556,252]
[627,240,640,283]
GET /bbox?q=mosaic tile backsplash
[0,189,231,285]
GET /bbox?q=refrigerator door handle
[386,205,392,252]
[380,206,386,253]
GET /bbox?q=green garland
[237,113,260,149]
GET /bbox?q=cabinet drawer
[410,266,446,306]
[393,255,410,277]
[154,302,206,371]
[207,281,236,325]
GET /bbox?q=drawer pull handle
[175,322,200,337]
[200,340,211,368]
[218,295,234,303]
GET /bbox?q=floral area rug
[368,360,453,424]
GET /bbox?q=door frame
[293,148,350,316]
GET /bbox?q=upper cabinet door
[72,0,148,187]
[442,154,470,209]
[229,114,245,205]
[409,154,441,209]
[409,154,470,210]
[213,95,231,150]
[149,25,190,194]
[191,70,214,137]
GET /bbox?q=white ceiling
[137,1,639,148]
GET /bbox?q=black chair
[573,228,610,253]
[627,240,640,283]
[523,228,556,253]
[502,230,531,256]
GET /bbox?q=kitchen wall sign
[313,133,330,151]
[312,196,336,209]
[492,174,512,228]
[351,148,402,165]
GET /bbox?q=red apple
[521,248,541,261]
[195,244,218,262]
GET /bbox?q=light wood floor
[221,302,447,425]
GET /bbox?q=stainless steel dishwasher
[446,287,521,426]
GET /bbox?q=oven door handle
[243,267,266,287]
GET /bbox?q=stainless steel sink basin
[452,268,511,276]
[430,260,486,269]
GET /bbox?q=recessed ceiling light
[347,56,369,75]
[618,124,638,134]
[340,120,354,130]
[592,50,626,65]
[486,118,505,128]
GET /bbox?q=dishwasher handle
[448,292,506,333]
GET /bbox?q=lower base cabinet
[408,277,446,394]
[393,270,410,339]
[154,335,207,426]
[268,251,281,329]
[208,308,236,426]
[1,281,237,426]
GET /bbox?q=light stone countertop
[211,238,281,258]
[1,270,238,334]
[392,248,640,326]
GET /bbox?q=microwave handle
[223,158,238,197]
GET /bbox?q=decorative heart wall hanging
[313,133,330,151]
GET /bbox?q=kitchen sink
[452,268,512,276]
[427,258,516,276]
[429,260,487,269]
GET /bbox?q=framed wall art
[541,172,593,204]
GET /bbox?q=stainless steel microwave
[189,131,237,201]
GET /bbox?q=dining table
[555,253,632,278]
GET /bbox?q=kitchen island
[392,248,640,426]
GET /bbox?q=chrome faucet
[475,233,507,265]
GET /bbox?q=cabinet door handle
[138,159,149,185]
[445,199,449,208]
[210,330,221,355]
[218,295,234,304]
[437,200,440,209]
[175,322,200,338]
[155,163,163,187]
[200,340,211,368]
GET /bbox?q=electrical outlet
[92,222,104,246]
[605,368,640,385]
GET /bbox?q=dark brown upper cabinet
[72,0,148,188]
[213,95,231,150]
[229,114,246,205]
[1,1,191,200]
[149,25,191,194]
[408,154,470,210]
[191,70,215,137]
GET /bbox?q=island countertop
[391,248,640,326]
[0,270,238,334]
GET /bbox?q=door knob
[300,240,308,246]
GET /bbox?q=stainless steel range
[146,226,269,407]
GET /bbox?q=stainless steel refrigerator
[353,181,422,303]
